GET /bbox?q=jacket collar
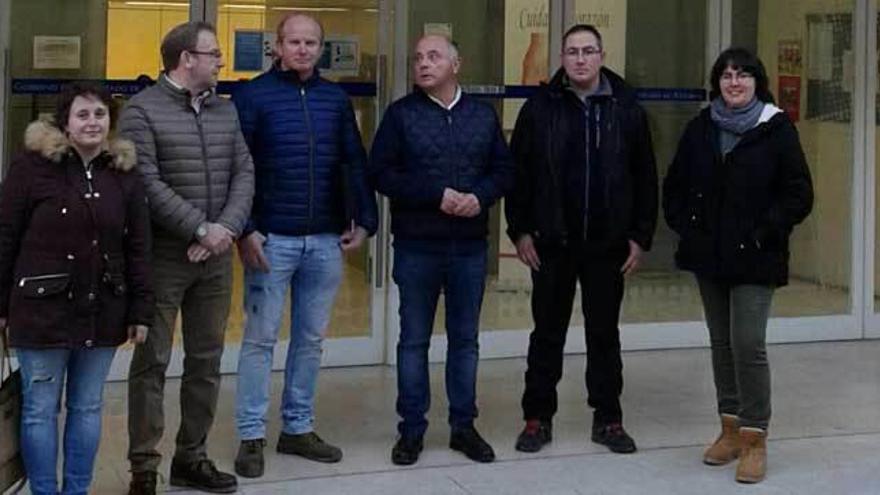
[546,66,637,104]
[24,120,136,172]
[271,62,322,87]
[157,73,215,109]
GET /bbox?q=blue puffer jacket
[369,89,514,242]
[233,66,378,237]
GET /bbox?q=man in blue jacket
[231,13,378,478]
[369,34,514,466]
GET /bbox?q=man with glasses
[119,21,254,494]
[369,34,513,466]
[230,13,378,479]
[506,24,658,455]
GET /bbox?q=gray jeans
[128,249,233,472]
[697,277,774,429]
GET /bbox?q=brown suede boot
[736,427,767,483]
[703,414,740,465]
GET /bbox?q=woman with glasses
[0,81,153,495]
[663,48,813,484]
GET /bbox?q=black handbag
[0,331,25,493]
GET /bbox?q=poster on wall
[778,75,801,122]
[33,36,81,70]
[777,39,802,75]
[233,30,277,73]
[423,23,453,38]
[317,36,360,77]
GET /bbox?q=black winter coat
[662,106,814,286]
[505,67,658,251]
[0,121,154,348]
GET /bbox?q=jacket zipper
[300,86,316,233]
[194,110,214,219]
[18,273,68,287]
[583,103,595,241]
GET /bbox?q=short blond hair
[276,13,325,43]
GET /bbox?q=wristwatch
[195,222,208,240]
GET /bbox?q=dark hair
[54,81,113,132]
[709,47,774,103]
[563,24,603,50]
[161,21,216,71]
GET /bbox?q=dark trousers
[697,277,774,429]
[521,243,628,425]
[128,249,233,472]
[392,244,487,439]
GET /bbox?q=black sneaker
[515,419,553,453]
[450,427,496,463]
[591,422,637,454]
[235,438,266,478]
[277,431,343,463]
[129,471,158,495]
[391,436,424,465]
[169,458,238,493]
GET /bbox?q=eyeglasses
[188,49,223,59]
[720,72,754,83]
[564,46,602,58]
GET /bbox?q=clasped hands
[440,188,481,218]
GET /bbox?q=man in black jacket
[505,24,658,454]
[369,34,514,466]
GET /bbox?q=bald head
[416,35,459,61]
[276,13,323,78]
[276,13,324,43]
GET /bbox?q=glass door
[212,0,387,367]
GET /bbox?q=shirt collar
[164,73,213,113]
[427,85,462,110]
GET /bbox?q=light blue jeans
[235,233,343,440]
[17,347,116,495]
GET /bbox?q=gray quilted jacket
[118,75,254,249]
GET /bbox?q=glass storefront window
[734,0,853,317]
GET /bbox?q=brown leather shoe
[736,427,767,483]
[703,414,740,465]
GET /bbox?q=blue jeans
[17,347,116,495]
[236,233,343,439]
[392,244,487,438]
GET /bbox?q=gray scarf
[710,97,763,155]
[710,96,763,135]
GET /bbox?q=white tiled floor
[84,340,880,494]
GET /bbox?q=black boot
[515,419,553,453]
[391,436,424,466]
[169,458,238,493]
[235,438,266,478]
[450,426,496,463]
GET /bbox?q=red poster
[778,75,801,122]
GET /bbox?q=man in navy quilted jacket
[369,35,514,466]
[230,13,378,478]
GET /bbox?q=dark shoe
[169,458,238,493]
[591,422,637,454]
[450,427,496,463]
[277,431,343,463]
[391,436,424,466]
[235,438,266,478]
[129,471,158,495]
[515,419,553,453]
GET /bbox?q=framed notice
[33,36,81,70]
[317,36,360,77]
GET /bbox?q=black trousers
[521,242,628,425]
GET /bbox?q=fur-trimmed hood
[24,119,137,172]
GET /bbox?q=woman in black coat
[0,82,153,495]
[663,48,813,484]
